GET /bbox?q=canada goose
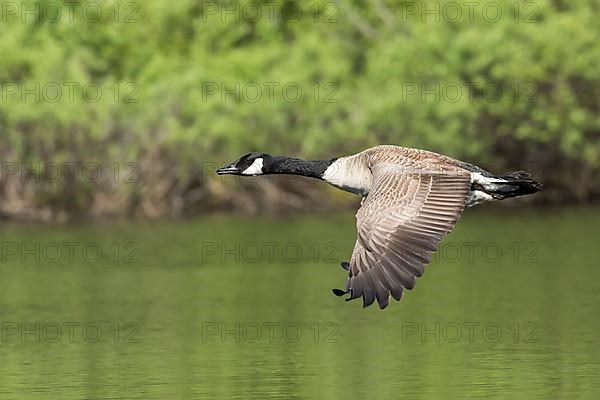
[217,145,542,309]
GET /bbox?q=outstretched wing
[337,164,471,309]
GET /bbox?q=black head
[217,152,273,176]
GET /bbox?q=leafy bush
[1,0,599,219]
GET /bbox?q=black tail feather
[490,171,542,200]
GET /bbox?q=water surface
[0,208,599,399]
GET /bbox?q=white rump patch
[471,172,507,190]
[242,158,264,175]
[472,190,494,202]
[467,190,495,207]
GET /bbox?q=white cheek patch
[242,158,264,175]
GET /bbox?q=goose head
[217,152,272,176]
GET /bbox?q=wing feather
[340,164,471,309]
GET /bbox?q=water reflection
[0,208,599,399]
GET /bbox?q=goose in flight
[217,145,542,309]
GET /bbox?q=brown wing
[336,164,471,309]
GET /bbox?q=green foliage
[1,0,599,218]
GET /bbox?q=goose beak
[216,163,241,175]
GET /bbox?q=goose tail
[477,171,543,200]
[493,171,543,199]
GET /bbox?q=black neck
[265,157,335,179]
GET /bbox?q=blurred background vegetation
[1,0,599,220]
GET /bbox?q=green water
[0,208,599,399]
